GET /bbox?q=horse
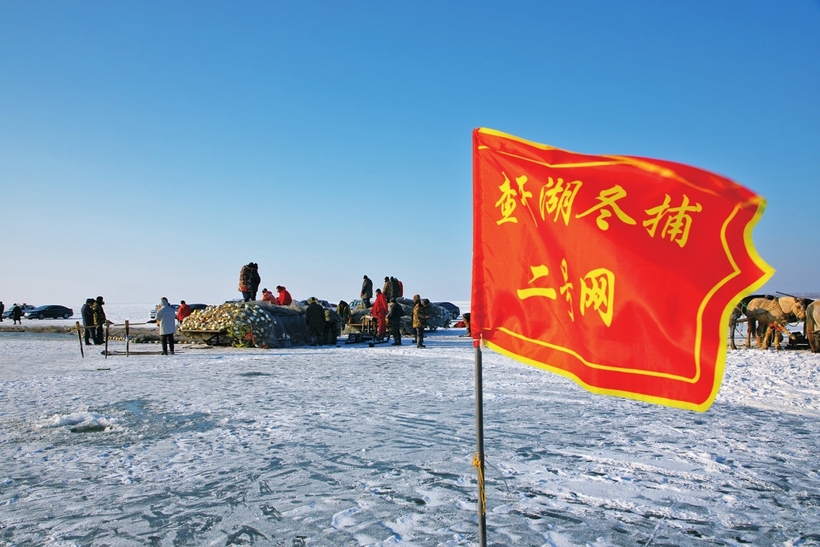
[732,296,806,350]
[806,300,820,353]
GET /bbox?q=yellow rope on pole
[473,452,487,516]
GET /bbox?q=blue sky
[1,1,818,307]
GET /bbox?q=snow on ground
[0,306,818,546]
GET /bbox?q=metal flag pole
[474,338,487,547]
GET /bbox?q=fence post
[76,321,84,358]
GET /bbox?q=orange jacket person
[261,288,277,303]
[177,301,192,325]
[276,286,293,306]
[371,289,388,339]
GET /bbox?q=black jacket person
[81,298,95,345]
[305,298,326,346]
[361,275,373,308]
[388,298,404,345]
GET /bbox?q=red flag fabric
[471,128,774,411]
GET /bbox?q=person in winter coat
[337,300,351,326]
[324,307,342,346]
[11,303,22,325]
[382,277,393,301]
[305,297,326,346]
[388,297,404,345]
[81,298,95,345]
[92,296,107,344]
[249,263,261,301]
[276,286,293,306]
[390,277,401,299]
[361,275,373,308]
[238,263,254,301]
[177,300,192,325]
[155,297,177,355]
[412,294,428,348]
[371,289,388,340]
[261,288,276,303]
[0,301,4,322]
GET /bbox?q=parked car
[148,303,208,322]
[434,302,461,321]
[25,305,74,320]
[2,304,36,319]
[298,298,331,308]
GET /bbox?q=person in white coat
[155,297,177,355]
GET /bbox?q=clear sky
[1,1,818,308]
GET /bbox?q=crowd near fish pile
[347,298,450,335]
[171,298,453,349]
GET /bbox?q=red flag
[471,128,774,411]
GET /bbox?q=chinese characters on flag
[471,128,774,411]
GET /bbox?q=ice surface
[0,314,819,546]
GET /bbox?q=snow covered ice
[1,311,819,546]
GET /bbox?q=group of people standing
[239,263,294,307]
[234,265,431,348]
[238,263,262,302]
[363,274,429,348]
[80,296,108,345]
[0,301,24,325]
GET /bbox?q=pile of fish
[180,302,307,348]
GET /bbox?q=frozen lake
[0,327,818,546]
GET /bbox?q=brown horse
[806,300,820,353]
[738,296,806,350]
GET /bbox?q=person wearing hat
[238,263,254,301]
[261,288,277,303]
[81,298,95,345]
[10,303,22,325]
[361,275,373,308]
[388,297,404,345]
[249,263,261,301]
[92,296,107,345]
[276,285,293,306]
[371,288,388,341]
[382,277,393,301]
[155,297,177,355]
[305,297,326,346]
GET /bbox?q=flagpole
[474,339,487,547]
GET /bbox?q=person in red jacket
[177,300,192,326]
[276,285,293,306]
[261,288,277,303]
[371,288,388,340]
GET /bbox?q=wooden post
[125,320,130,357]
[76,321,84,358]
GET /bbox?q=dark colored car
[434,302,461,321]
[25,305,74,320]
[299,299,331,308]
